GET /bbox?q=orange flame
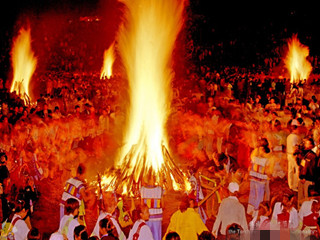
[284,34,312,84]
[100,41,115,79]
[116,0,185,188]
[10,27,37,103]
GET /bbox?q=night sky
[1,0,319,79]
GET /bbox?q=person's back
[166,208,208,240]
[212,182,248,238]
[59,198,80,240]
[286,130,299,155]
[213,197,247,235]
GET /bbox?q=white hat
[228,182,239,193]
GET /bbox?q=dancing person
[271,192,299,230]
[247,137,273,216]
[8,200,30,240]
[164,195,208,240]
[74,225,88,240]
[91,192,125,240]
[99,218,119,240]
[212,182,248,238]
[287,120,302,191]
[0,152,10,222]
[60,164,88,225]
[140,177,164,240]
[127,204,154,240]
[59,198,80,240]
[296,137,318,207]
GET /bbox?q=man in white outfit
[91,193,126,240]
[286,120,301,191]
[212,182,248,238]
[128,204,154,240]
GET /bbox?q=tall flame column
[10,27,37,103]
[116,0,185,190]
[284,34,312,84]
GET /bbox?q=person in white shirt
[271,193,299,230]
[286,120,302,191]
[299,199,320,238]
[10,200,30,240]
[91,192,126,240]
[299,198,319,221]
[212,182,248,238]
[128,204,154,240]
[59,198,80,240]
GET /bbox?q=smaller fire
[10,26,37,104]
[284,34,312,84]
[100,41,115,79]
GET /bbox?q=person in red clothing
[301,201,320,238]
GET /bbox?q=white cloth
[11,215,30,240]
[91,212,126,240]
[286,133,300,155]
[49,232,64,240]
[286,132,300,191]
[212,196,248,236]
[127,219,154,240]
[299,199,319,221]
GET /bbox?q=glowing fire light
[284,34,312,84]
[116,0,186,191]
[100,41,115,79]
[10,27,37,103]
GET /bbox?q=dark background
[1,0,319,79]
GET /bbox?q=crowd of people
[1,55,320,240]
[2,4,320,240]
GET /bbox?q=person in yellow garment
[163,195,208,240]
[60,164,89,226]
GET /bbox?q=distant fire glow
[100,41,115,79]
[284,34,312,84]
[115,0,186,191]
[10,27,37,103]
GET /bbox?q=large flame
[100,41,115,79]
[284,34,312,84]
[10,27,37,103]
[116,0,185,190]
